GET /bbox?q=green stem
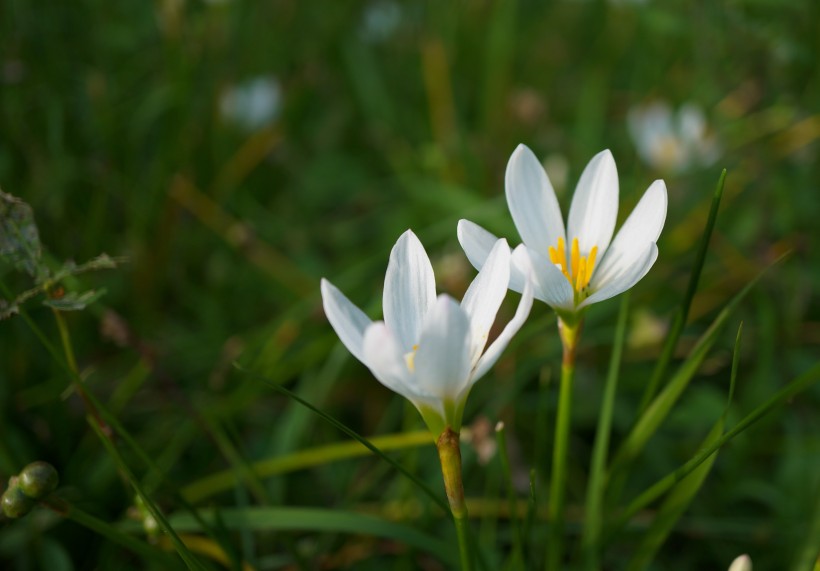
[51,308,112,437]
[582,294,629,569]
[547,317,580,571]
[437,427,473,571]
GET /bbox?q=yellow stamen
[547,237,598,298]
[576,257,587,292]
[570,238,580,282]
[586,246,598,281]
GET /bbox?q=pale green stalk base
[547,317,580,571]
[437,427,473,571]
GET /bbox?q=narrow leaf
[234,363,450,513]
[639,170,726,412]
[120,506,459,566]
[583,293,630,568]
[626,419,723,571]
[610,256,779,475]
[607,360,820,540]
[182,430,431,504]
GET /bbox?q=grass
[1,1,819,569]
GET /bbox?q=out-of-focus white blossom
[360,0,402,43]
[219,77,282,131]
[628,101,720,173]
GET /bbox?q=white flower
[359,0,403,43]
[321,230,533,435]
[628,101,720,173]
[728,554,752,571]
[219,77,282,131]
[458,145,667,321]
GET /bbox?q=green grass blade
[120,506,459,567]
[626,419,723,571]
[626,324,740,571]
[639,170,726,413]
[791,486,820,571]
[607,359,820,540]
[43,498,184,570]
[181,430,432,503]
[583,293,630,570]
[610,256,779,475]
[199,412,270,505]
[88,421,207,571]
[235,363,450,513]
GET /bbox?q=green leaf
[607,359,820,540]
[639,170,726,412]
[120,506,459,567]
[626,419,723,571]
[234,363,450,513]
[791,486,820,571]
[182,430,432,504]
[88,421,208,571]
[43,289,107,311]
[0,190,43,278]
[582,293,630,569]
[610,257,779,475]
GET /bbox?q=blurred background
[1,0,818,569]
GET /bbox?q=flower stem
[437,427,473,571]
[547,318,581,571]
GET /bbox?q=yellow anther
[548,237,598,296]
[586,246,598,284]
[570,238,580,282]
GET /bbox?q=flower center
[404,344,419,372]
[548,237,598,295]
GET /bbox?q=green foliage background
[1,1,819,569]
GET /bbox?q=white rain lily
[628,101,720,173]
[321,230,533,436]
[458,144,667,323]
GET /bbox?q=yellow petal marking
[404,344,419,372]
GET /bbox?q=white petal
[579,243,658,308]
[461,239,510,365]
[518,245,575,310]
[505,144,566,253]
[362,322,424,403]
[321,278,372,363]
[471,272,534,382]
[457,219,498,272]
[414,295,473,401]
[590,179,667,288]
[508,243,532,294]
[567,149,619,258]
[383,230,436,352]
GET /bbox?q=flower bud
[2,485,35,519]
[18,461,59,500]
[728,554,752,571]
